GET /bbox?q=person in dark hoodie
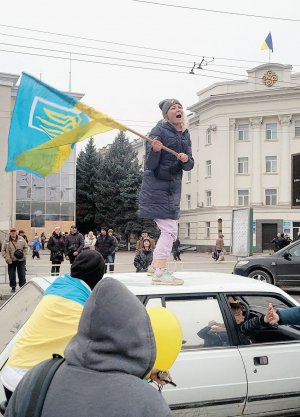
[5,278,172,417]
[138,99,194,286]
[1,250,105,404]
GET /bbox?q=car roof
[30,272,294,298]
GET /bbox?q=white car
[1,272,300,417]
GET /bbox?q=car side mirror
[283,252,292,260]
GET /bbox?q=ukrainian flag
[261,32,273,52]
[6,73,127,176]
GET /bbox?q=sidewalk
[0,250,238,300]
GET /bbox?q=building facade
[181,63,300,252]
[0,72,81,241]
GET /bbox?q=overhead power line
[132,0,300,22]
[0,23,265,64]
[1,41,300,88]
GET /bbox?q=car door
[232,293,300,415]
[276,241,300,284]
[145,294,247,417]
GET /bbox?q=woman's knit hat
[159,99,182,118]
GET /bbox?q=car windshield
[0,282,43,353]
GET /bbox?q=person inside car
[197,301,274,346]
[231,302,274,344]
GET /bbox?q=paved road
[1,250,300,303]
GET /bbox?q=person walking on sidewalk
[172,238,182,261]
[215,234,225,263]
[138,98,194,285]
[31,236,41,259]
[1,227,28,293]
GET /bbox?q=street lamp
[218,217,223,234]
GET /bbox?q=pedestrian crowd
[1,225,122,292]
[271,231,293,252]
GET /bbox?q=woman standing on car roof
[138,99,194,286]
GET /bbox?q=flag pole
[126,126,179,157]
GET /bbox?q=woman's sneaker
[152,269,184,286]
[147,265,155,276]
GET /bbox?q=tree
[94,131,143,239]
[76,137,101,233]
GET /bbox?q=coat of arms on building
[262,70,278,87]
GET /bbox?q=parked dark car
[233,239,300,286]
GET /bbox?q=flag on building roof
[261,32,273,52]
[5,73,127,176]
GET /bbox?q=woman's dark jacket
[47,233,65,262]
[138,120,194,220]
[134,249,153,272]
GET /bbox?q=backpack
[11,354,64,417]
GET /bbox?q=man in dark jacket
[5,278,172,417]
[95,228,116,272]
[47,227,65,276]
[64,225,84,264]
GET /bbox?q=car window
[287,243,300,257]
[231,294,300,344]
[164,296,229,349]
[146,297,163,308]
[0,282,43,352]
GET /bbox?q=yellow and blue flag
[261,32,273,52]
[6,73,127,176]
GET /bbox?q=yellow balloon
[147,306,182,371]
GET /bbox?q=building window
[186,194,191,209]
[186,171,191,183]
[238,124,249,141]
[295,120,300,137]
[186,223,190,238]
[238,190,249,206]
[237,157,248,174]
[206,191,212,207]
[266,123,277,140]
[266,156,277,173]
[206,222,210,238]
[206,160,211,177]
[265,189,277,205]
[15,151,76,225]
[206,129,212,145]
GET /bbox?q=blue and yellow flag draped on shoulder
[261,32,273,52]
[6,73,128,176]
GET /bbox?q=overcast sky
[1,0,300,153]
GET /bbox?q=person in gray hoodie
[5,277,172,417]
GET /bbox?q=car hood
[236,255,276,265]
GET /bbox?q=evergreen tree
[94,131,142,238]
[76,137,101,233]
